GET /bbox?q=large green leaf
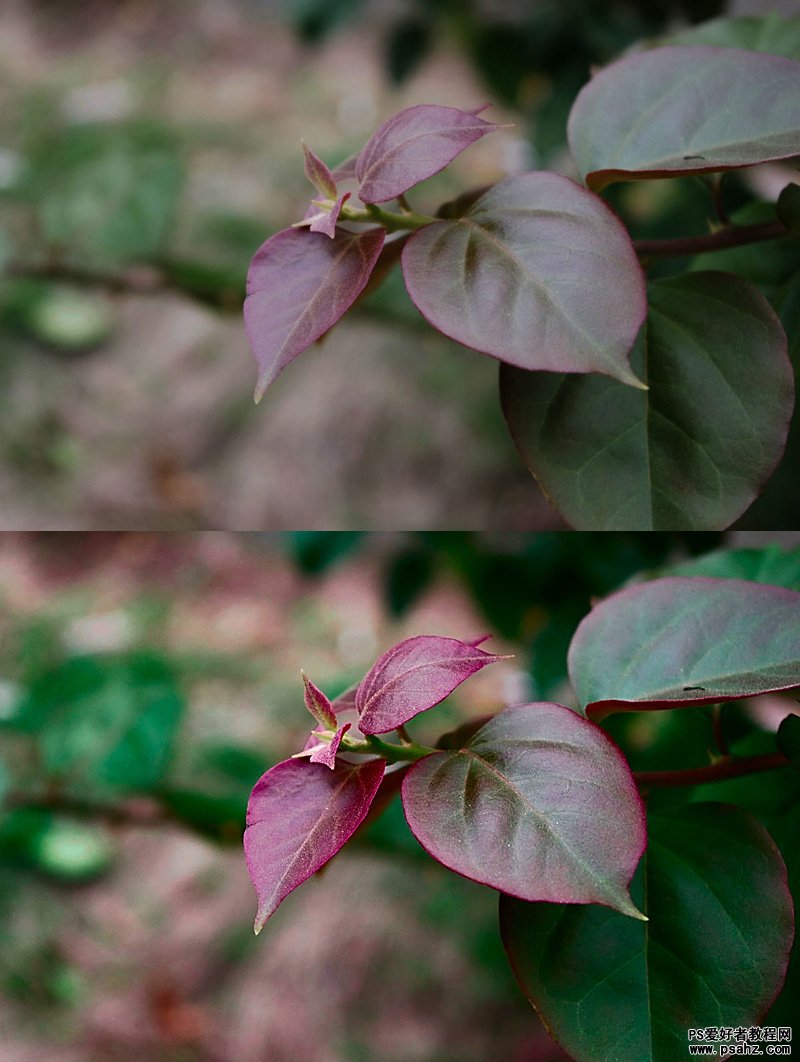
[664,14,800,59]
[401,171,646,387]
[500,803,793,1062]
[665,545,800,589]
[568,576,800,715]
[568,46,800,190]
[15,653,184,791]
[500,272,793,530]
[765,803,800,1027]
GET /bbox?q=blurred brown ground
[0,0,564,530]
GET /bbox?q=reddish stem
[634,751,788,789]
[633,219,788,260]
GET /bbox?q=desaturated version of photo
[1,1,799,529]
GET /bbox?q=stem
[711,703,729,758]
[633,219,788,260]
[709,174,730,226]
[634,751,788,789]
[340,733,435,763]
[340,202,436,233]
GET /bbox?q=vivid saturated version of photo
[1,530,799,1061]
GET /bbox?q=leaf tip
[254,372,272,403]
[616,894,648,921]
[612,364,648,391]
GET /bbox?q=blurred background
[1,0,798,530]
[1,529,799,1062]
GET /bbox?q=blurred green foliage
[0,106,260,357]
[286,0,724,163]
[24,122,183,268]
[284,531,724,698]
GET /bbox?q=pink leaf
[301,671,337,729]
[402,171,646,386]
[401,702,646,918]
[308,722,351,769]
[308,192,350,238]
[355,634,507,735]
[355,104,503,204]
[244,226,385,400]
[330,153,358,182]
[332,686,357,712]
[302,141,337,199]
[244,756,385,933]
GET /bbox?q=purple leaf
[568,46,800,191]
[401,172,646,386]
[331,686,357,713]
[355,104,502,204]
[308,723,351,769]
[244,756,385,932]
[308,192,351,239]
[301,671,337,729]
[401,702,646,918]
[355,634,507,735]
[568,576,800,715]
[244,226,385,400]
[302,141,337,199]
[330,153,358,182]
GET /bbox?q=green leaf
[501,272,793,530]
[29,123,183,266]
[159,788,247,844]
[384,547,435,618]
[285,531,365,575]
[385,18,432,85]
[31,820,114,882]
[778,183,800,239]
[777,713,800,768]
[663,14,800,60]
[17,653,183,791]
[568,576,800,714]
[765,803,800,1027]
[401,171,647,387]
[664,545,800,589]
[288,0,364,43]
[500,803,794,1062]
[568,47,800,190]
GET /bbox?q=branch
[633,219,788,260]
[4,261,243,312]
[634,751,789,789]
[4,789,172,827]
